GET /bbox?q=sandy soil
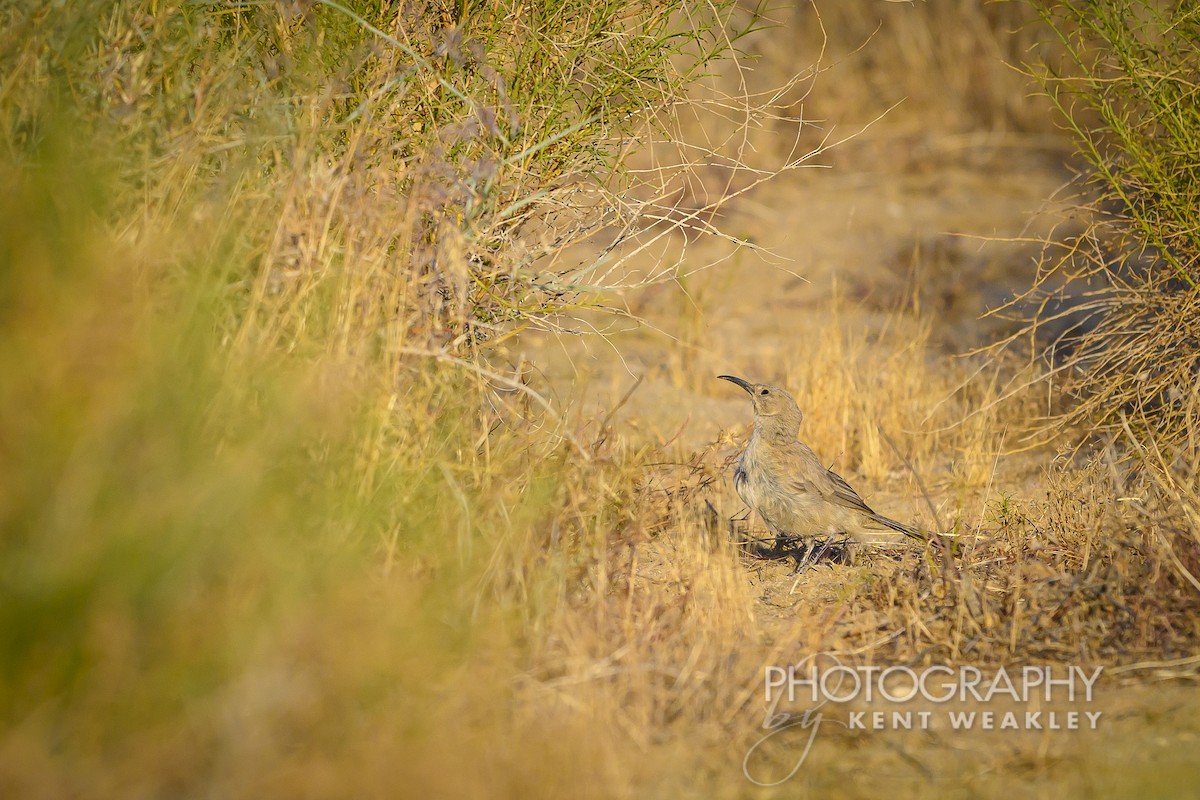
[514,147,1066,441]
[507,144,1200,794]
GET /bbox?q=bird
[718,374,923,566]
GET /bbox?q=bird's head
[717,375,803,436]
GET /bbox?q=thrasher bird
[718,374,923,566]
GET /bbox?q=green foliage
[1026,0,1200,443]
[1036,0,1200,283]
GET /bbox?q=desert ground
[501,114,1200,799]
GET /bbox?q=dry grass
[505,316,1200,794]
[2,1,1199,798]
[991,1,1200,450]
[679,0,1064,171]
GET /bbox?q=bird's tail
[877,513,924,541]
[859,513,949,545]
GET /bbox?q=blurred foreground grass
[0,129,549,797]
[0,2,679,794]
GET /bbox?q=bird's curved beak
[717,374,754,395]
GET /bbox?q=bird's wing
[827,465,921,537]
[823,468,880,516]
[788,444,876,515]
[787,444,921,538]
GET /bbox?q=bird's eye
[759,388,769,396]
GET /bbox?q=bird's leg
[810,536,839,566]
[831,534,853,565]
[811,534,849,566]
[790,538,817,575]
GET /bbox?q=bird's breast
[733,444,774,509]
[733,439,823,536]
